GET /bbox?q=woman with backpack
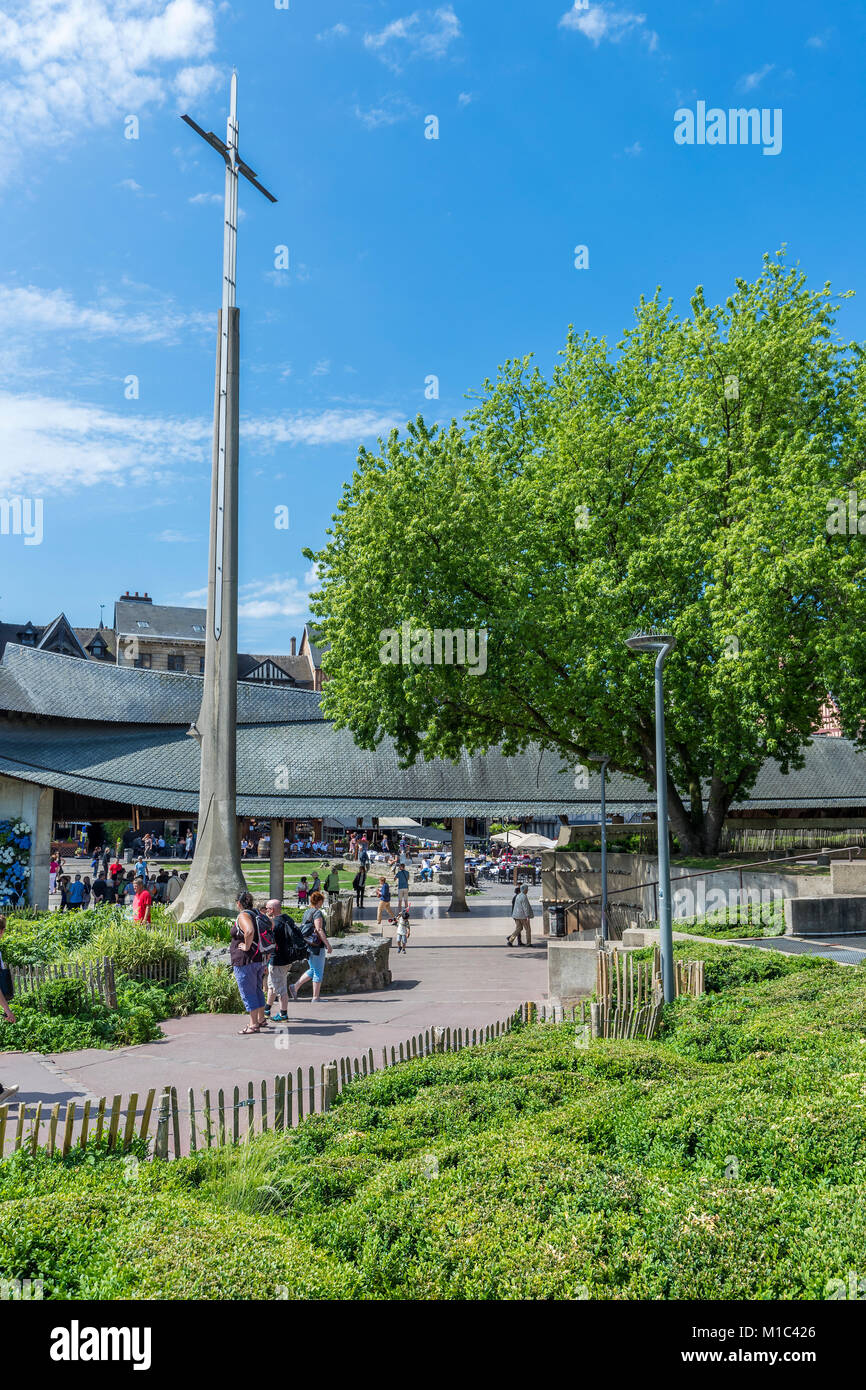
[231,890,269,1034]
[290,890,333,1003]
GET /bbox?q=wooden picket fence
[593,946,705,1040]
[10,958,118,1009]
[1,1002,580,1162]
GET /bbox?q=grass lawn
[2,942,865,1299]
[159,858,361,893]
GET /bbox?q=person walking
[395,862,410,912]
[91,871,109,906]
[375,875,392,926]
[352,863,367,910]
[0,917,19,1106]
[507,883,534,946]
[297,875,309,907]
[290,891,332,1003]
[395,909,410,954]
[49,856,59,895]
[231,891,267,1033]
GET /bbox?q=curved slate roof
[1,643,866,817]
[0,718,646,817]
[0,644,324,726]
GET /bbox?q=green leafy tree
[305,253,866,855]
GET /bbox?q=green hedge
[2,945,866,1298]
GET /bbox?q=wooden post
[154,1090,170,1160]
[433,1026,445,1054]
[103,957,117,1009]
[323,1062,338,1111]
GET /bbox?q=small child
[395,909,410,954]
[297,876,309,906]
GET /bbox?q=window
[192,624,205,633]
[134,654,152,669]
[136,620,150,629]
[91,641,105,658]
[167,654,185,673]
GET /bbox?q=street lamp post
[588,754,611,942]
[624,630,677,1003]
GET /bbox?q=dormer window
[192,624,204,633]
[91,640,106,658]
[136,620,150,629]
[20,623,37,646]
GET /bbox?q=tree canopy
[305,252,866,854]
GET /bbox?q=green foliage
[73,922,188,978]
[1,974,164,1052]
[3,944,866,1298]
[0,907,113,966]
[166,963,243,1017]
[305,251,866,855]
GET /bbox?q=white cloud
[0,390,402,490]
[118,178,143,191]
[242,409,402,449]
[364,5,461,70]
[623,139,642,156]
[0,284,210,344]
[238,575,312,621]
[317,22,349,41]
[312,359,331,376]
[457,91,472,106]
[0,0,220,183]
[0,391,209,491]
[353,95,420,129]
[559,3,657,51]
[738,63,774,92]
[157,528,196,542]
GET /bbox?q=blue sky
[1,0,864,651]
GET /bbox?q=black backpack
[277,915,309,964]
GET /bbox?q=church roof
[2,644,866,818]
[0,643,324,725]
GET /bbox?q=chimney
[290,637,296,656]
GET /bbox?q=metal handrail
[546,843,863,925]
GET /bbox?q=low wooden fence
[10,958,118,1009]
[593,946,705,1040]
[0,1001,601,1162]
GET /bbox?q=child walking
[396,909,410,954]
[297,876,309,907]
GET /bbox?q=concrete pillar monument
[170,73,276,921]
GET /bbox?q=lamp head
[624,628,676,655]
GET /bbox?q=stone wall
[191,931,392,996]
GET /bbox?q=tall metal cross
[181,72,276,640]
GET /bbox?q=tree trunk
[664,776,733,857]
[447,817,470,913]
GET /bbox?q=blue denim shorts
[234,962,265,1012]
[307,950,326,983]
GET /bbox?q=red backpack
[247,910,276,964]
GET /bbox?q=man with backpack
[262,898,308,1022]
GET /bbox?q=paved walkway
[2,936,549,1108]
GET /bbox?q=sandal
[238,1025,260,1035]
